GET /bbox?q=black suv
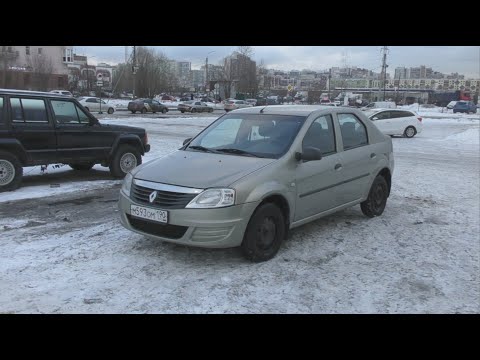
[0,89,150,192]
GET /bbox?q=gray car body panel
[119,105,394,248]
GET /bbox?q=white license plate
[130,205,168,224]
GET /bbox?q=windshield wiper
[215,148,264,158]
[188,145,219,153]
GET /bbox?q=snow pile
[443,128,480,145]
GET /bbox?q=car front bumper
[118,191,260,248]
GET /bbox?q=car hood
[133,150,276,189]
[99,123,145,134]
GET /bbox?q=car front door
[85,98,99,111]
[50,99,111,162]
[294,114,343,221]
[8,97,57,164]
[335,113,376,204]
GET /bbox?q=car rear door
[335,112,376,204]
[50,99,111,162]
[8,96,57,164]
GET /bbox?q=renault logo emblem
[149,191,157,203]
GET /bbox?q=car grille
[127,215,188,239]
[131,183,197,209]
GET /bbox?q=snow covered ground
[0,113,478,313]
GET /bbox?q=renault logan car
[118,105,394,262]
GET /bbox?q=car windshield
[185,114,306,159]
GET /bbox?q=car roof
[0,88,72,98]
[232,105,366,116]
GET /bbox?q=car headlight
[121,172,133,197]
[186,188,235,208]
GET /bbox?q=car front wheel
[107,107,114,114]
[162,108,167,114]
[241,202,286,262]
[69,162,95,171]
[191,108,196,113]
[0,151,23,192]
[361,175,388,218]
[141,108,147,114]
[109,145,142,178]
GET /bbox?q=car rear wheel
[209,108,213,113]
[191,108,196,113]
[131,110,136,114]
[162,108,167,114]
[180,110,185,113]
[141,108,147,114]
[241,203,286,262]
[361,175,388,218]
[0,151,23,192]
[109,145,142,178]
[404,126,416,138]
[69,162,95,171]
[107,107,114,114]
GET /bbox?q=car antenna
[259,106,268,113]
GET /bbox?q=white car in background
[365,108,422,138]
[224,99,252,112]
[78,97,115,114]
[50,90,73,97]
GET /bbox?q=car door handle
[334,164,342,170]
[370,153,377,159]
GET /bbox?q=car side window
[338,113,368,150]
[302,114,336,155]
[372,111,390,120]
[86,98,96,103]
[10,98,48,123]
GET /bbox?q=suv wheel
[69,162,95,171]
[241,203,286,262]
[0,151,23,192]
[109,145,142,178]
[360,175,388,218]
[107,107,114,114]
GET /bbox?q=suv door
[49,99,112,162]
[294,114,343,220]
[8,97,57,164]
[335,113,375,204]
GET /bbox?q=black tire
[0,151,23,192]
[162,108,167,114]
[152,111,156,114]
[191,108,196,113]
[241,203,286,262]
[453,110,457,114]
[85,107,90,112]
[68,162,95,171]
[209,108,213,113]
[180,110,185,113]
[109,145,142,178]
[141,108,147,114]
[360,176,388,218]
[131,110,136,114]
[107,107,114,114]
[404,126,416,138]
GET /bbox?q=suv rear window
[10,98,48,123]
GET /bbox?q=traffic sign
[287,84,293,91]
[96,80,103,87]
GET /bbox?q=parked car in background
[453,100,477,114]
[0,89,150,192]
[256,98,267,106]
[366,108,422,138]
[201,97,217,103]
[78,97,115,114]
[245,98,257,106]
[128,98,169,114]
[177,101,213,113]
[49,90,73,97]
[224,99,252,112]
[160,95,176,101]
[118,105,394,262]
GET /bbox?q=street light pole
[132,46,136,99]
[205,51,215,95]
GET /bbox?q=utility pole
[381,46,389,101]
[205,56,208,94]
[132,46,136,99]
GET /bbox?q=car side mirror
[183,137,192,146]
[295,147,323,162]
[372,117,378,121]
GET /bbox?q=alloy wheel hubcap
[120,153,137,173]
[257,217,276,249]
[406,128,415,137]
[0,160,15,186]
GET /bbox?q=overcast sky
[76,46,480,78]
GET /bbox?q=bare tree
[0,47,19,88]
[27,54,54,91]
